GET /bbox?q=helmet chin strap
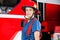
[24,14,34,20]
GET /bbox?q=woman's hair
[22,6,38,13]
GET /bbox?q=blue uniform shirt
[22,18,41,40]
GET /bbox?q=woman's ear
[33,10,35,13]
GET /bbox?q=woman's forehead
[25,7,33,9]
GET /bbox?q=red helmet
[22,1,40,15]
[22,1,38,11]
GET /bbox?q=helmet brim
[22,6,38,12]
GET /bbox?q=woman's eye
[29,9,31,11]
[26,9,28,11]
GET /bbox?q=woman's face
[25,7,34,18]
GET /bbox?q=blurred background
[0,0,60,40]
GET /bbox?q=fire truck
[0,0,60,40]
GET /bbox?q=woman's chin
[25,16,31,19]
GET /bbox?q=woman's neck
[28,15,34,22]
